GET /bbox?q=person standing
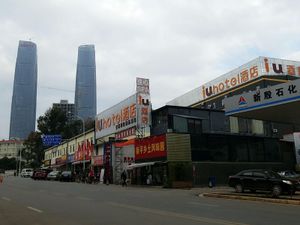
[121,170,127,187]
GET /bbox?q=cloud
[1,0,300,139]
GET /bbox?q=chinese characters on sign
[74,139,93,162]
[136,77,150,94]
[253,84,298,103]
[115,127,136,140]
[135,134,167,161]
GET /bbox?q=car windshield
[266,171,282,179]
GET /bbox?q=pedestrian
[121,170,127,187]
[0,175,3,183]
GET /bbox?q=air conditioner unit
[273,128,278,133]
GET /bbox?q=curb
[202,192,300,205]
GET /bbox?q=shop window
[173,116,187,133]
[229,137,248,162]
[187,119,202,134]
[252,120,264,135]
[264,139,281,162]
[229,117,239,133]
[249,139,265,161]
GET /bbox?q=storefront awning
[72,160,91,165]
[126,161,158,170]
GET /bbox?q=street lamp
[18,148,24,176]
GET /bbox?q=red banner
[135,134,167,161]
[74,139,93,162]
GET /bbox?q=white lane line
[108,202,249,225]
[188,201,219,207]
[27,206,43,213]
[2,197,11,201]
[76,196,92,201]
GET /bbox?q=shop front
[72,140,93,174]
[128,134,167,186]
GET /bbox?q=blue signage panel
[42,135,62,146]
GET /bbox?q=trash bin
[208,176,216,188]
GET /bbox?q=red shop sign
[135,134,167,161]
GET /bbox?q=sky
[1,0,300,140]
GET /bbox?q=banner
[135,134,167,161]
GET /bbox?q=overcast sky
[1,0,300,140]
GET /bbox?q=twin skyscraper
[9,41,97,140]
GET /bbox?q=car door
[240,171,254,190]
[252,171,268,191]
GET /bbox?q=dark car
[32,169,52,180]
[278,170,300,191]
[60,171,74,182]
[228,169,297,197]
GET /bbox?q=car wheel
[272,185,282,198]
[235,184,244,193]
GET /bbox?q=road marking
[2,197,11,201]
[27,206,43,213]
[53,192,65,196]
[188,201,219,207]
[108,202,249,225]
[76,196,92,201]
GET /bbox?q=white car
[20,168,33,178]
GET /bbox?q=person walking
[121,170,127,187]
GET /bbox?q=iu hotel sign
[95,78,151,139]
[224,79,300,116]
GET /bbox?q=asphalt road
[0,177,299,225]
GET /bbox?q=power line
[39,86,75,93]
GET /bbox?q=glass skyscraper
[74,45,97,120]
[9,41,38,140]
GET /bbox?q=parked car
[47,171,61,181]
[278,170,300,191]
[228,169,297,197]
[20,168,34,178]
[60,171,75,182]
[32,169,52,180]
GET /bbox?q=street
[0,177,300,225]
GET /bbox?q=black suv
[228,169,296,197]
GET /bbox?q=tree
[23,131,44,168]
[0,157,17,170]
[37,107,68,135]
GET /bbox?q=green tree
[23,131,44,168]
[37,107,68,135]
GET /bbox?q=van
[20,168,34,178]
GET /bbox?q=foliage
[37,107,68,135]
[23,131,44,168]
[0,157,17,170]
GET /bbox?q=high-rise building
[53,100,75,122]
[9,41,37,140]
[74,45,97,120]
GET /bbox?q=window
[253,172,266,178]
[252,120,264,135]
[229,137,248,162]
[173,116,187,133]
[249,139,265,161]
[229,117,239,133]
[241,172,252,176]
[187,119,202,134]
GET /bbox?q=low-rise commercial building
[0,140,23,159]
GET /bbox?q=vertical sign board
[104,143,112,181]
[293,132,300,164]
[136,77,151,129]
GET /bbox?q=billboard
[95,78,151,139]
[224,79,300,116]
[42,135,62,146]
[135,134,167,161]
[167,56,300,106]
